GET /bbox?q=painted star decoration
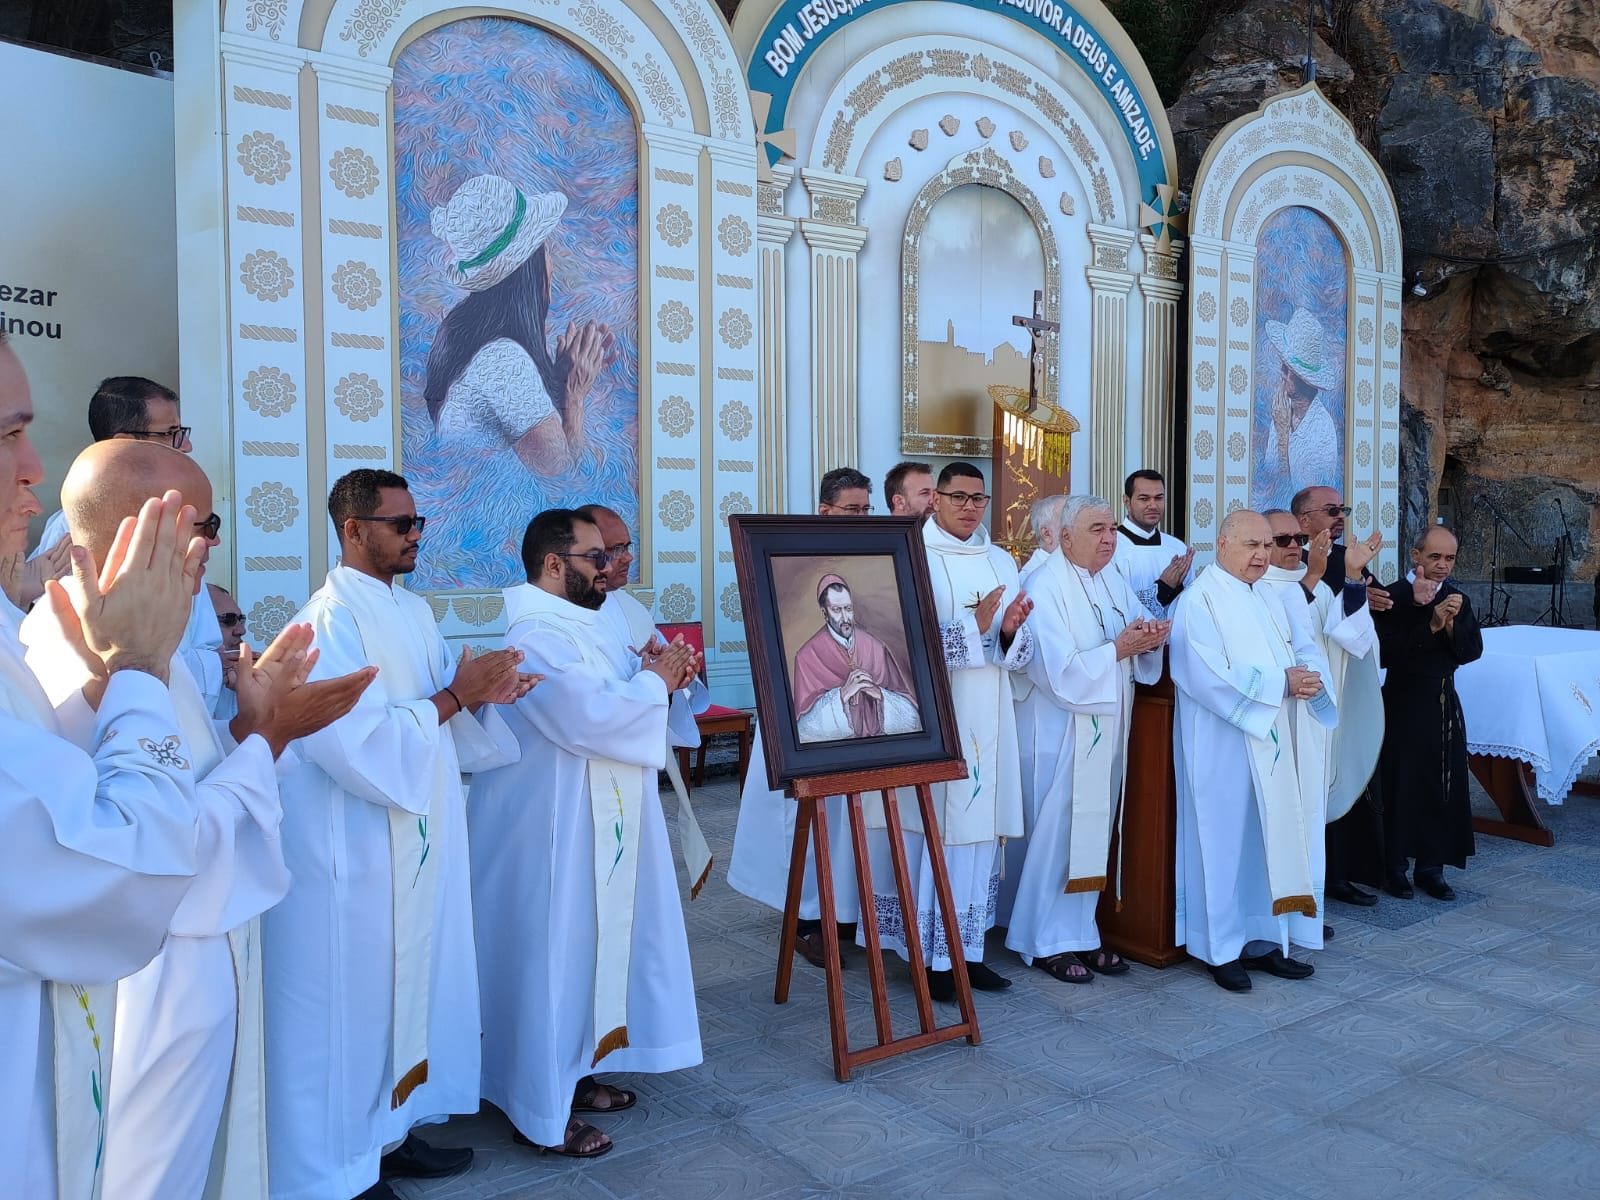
[1138,183,1184,254]
[750,92,797,184]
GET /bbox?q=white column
[757,164,796,513]
[1085,223,1137,499]
[1137,233,1185,485]
[799,169,869,477]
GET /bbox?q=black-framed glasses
[217,611,245,628]
[560,550,613,568]
[937,490,990,509]
[604,540,634,556]
[126,426,192,449]
[1317,505,1352,518]
[194,512,222,540]
[350,515,427,536]
[1271,533,1310,548]
[832,504,873,515]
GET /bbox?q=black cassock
[1373,578,1484,870]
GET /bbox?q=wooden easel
[774,759,979,1082]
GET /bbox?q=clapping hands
[1114,616,1171,660]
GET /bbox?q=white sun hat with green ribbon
[1265,307,1340,392]
[430,173,567,292]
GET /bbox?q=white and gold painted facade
[176,0,760,700]
[1184,84,1404,583]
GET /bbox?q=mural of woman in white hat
[1257,305,1343,510]
[423,173,616,477]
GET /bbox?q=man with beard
[1374,527,1482,901]
[1293,485,1393,905]
[265,469,531,1200]
[470,509,702,1158]
[793,574,920,742]
[884,461,935,518]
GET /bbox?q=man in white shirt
[1115,469,1194,618]
[1018,494,1066,587]
[0,332,204,1198]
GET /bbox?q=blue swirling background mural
[1250,205,1347,512]
[394,16,639,591]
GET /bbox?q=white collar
[505,579,599,627]
[923,514,990,555]
[1262,563,1308,584]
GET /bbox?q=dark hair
[819,467,871,506]
[883,460,931,509]
[1123,469,1163,498]
[521,508,594,580]
[88,376,178,442]
[328,469,409,537]
[936,461,985,488]
[423,248,563,424]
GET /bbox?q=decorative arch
[1183,84,1404,583]
[900,147,1063,457]
[188,0,761,701]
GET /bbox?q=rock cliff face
[1167,0,1600,591]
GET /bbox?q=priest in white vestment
[0,344,203,1200]
[577,504,716,895]
[1114,469,1194,618]
[869,463,1034,999]
[23,442,377,1200]
[1007,496,1168,982]
[1171,510,1338,992]
[265,470,527,1200]
[471,509,703,1157]
[1017,494,1065,588]
[729,467,877,969]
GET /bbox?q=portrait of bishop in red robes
[790,574,922,744]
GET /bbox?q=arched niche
[1183,84,1404,584]
[186,0,760,700]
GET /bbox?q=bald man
[0,334,208,1199]
[1170,510,1335,991]
[22,439,374,1200]
[1373,527,1482,901]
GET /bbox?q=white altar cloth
[1455,625,1600,803]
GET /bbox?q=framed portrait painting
[729,515,963,791]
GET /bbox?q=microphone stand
[1534,500,1573,627]
[1476,493,1529,628]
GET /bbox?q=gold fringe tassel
[689,856,714,901]
[1064,876,1107,894]
[1271,895,1317,917]
[591,1026,630,1067]
[391,1059,429,1110]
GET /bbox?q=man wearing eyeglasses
[730,468,874,971]
[267,469,535,1200]
[25,377,226,716]
[866,462,1033,1001]
[207,582,245,720]
[22,439,375,1200]
[470,509,703,1160]
[1258,509,1386,938]
[1008,495,1168,984]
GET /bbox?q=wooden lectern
[1096,667,1187,968]
[775,759,980,1081]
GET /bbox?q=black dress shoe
[926,968,955,1002]
[380,1134,474,1180]
[965,961,1013,991]
[357,1184,401,1200]
[1240,948,1315,980]
[1323,924,1335,941]
[1328,880,1379,907]
[1385,873,1414,900]
[1209,960,1252,992]
[1414,873,1456,901]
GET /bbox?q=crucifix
[1011,289,1060,415]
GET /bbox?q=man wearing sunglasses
[1259,509,1386,935]
[208,582,246,720]
[267,469,535,1200]
[24,376,227,716]
[22,438,375,1200]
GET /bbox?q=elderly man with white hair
[1019,494,1067,587]
[1007,495,1168,982]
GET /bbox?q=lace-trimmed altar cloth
[1454,625,1600,803]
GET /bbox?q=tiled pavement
[397,770,1600,1200]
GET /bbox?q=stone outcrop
[1168,0,1600,590]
